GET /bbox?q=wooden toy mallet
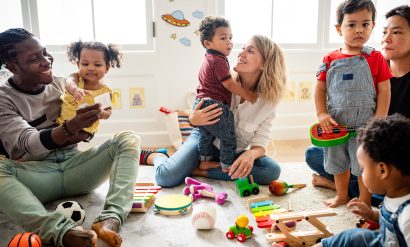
[269,180,306,196]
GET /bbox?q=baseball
[191,204,216,230]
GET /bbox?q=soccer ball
[56,201,86,226]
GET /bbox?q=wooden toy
[132,183,161,213]
[191,204,216,230]
[265,209,336,246]
[154,194,192,216]
[235,175,259,197]
[8,232,42,247]
[310,123,358,147]
[226,214,254,242]
[269,180,306,196]
[247,196,295,230]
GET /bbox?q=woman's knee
[254,157,281,184]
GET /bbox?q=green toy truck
[235,175,259,197]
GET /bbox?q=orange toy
[8,232,42,247]
[269,180,306,196]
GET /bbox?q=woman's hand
[347,198,375,220]
[228,150,255,179]
[189,98,223,126]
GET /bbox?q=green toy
[235,175,259,197]
[226,214,254,242]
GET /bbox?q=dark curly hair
[67,40,122,68]
[0,28,34,68]
[385,5,410,26]
[336,0,376,25]
[198,16,230,48]
[357,114,410,176]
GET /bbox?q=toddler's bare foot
[92,218,122,247]
[192,168,207,177]
[312,174,336,190]
[63,227,97,247]
[199,160,220,170]
[324,195,349,208]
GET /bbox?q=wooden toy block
[131,183,161,213]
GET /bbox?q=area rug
[0,163,359,247]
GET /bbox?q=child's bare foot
[91,218,122,247]
[63,227,97,247]
[324,195,349,208]
[192,168,207,177]
[199,160,220,170]
[312,173,336,190]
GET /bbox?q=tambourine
[154,194,192,216]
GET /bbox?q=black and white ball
[56,201,86,226]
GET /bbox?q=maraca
[269,180,306,196]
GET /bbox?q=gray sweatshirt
[0,76,76,161]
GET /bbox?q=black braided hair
[0,28,34,68]
[67,40,122,68]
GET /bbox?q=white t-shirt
[383,193,410,245]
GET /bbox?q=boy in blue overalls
[313,114,410,247]
[315,0,391,208]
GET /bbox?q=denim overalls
[319,47,376,176]
[322,199,410,247]
[378,199,410,246]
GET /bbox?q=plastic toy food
[269,180,306,196]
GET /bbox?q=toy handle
[289,183,306,189]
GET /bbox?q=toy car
[226,215,254,242]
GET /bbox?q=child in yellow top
[57,40,122,135]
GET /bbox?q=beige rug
[0,163,359,247]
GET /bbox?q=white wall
[49,0,326,149]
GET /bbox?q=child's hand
[318,113,338,133]
[246,92,258,104]
[73,88,91,103]
[347,198,373,220]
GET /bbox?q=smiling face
[203,26,233,57]
[336,8,375,54]
[7,37,53,90]
[381,15,410,61]
[77,48,109,85]
[233,39,264,75]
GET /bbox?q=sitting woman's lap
[154,129,281,187]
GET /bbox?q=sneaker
[140,149,169,165]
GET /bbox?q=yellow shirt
[56,77,112,134]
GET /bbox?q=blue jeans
[322,228,380,247]
[154,128,281,187]
[305,146,384,205]
[193,98,236,170]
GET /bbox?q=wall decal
[284,80,296,101]
[179,37,191,46]
[162,10,190,27]
[298,81,312,101]
[170,33,177,40]
[194,30,199,36]
[129,87,145,108]
[192,10,204,19]
[112,89,122,109]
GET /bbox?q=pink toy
[183,177,228,205]
[199,189,227,205]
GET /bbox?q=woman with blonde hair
[145,35,287,186]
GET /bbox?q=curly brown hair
[67,40,122,68]
[357,114,410,176]
[198,16,230,48]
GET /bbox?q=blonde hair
[252,35,287,104]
